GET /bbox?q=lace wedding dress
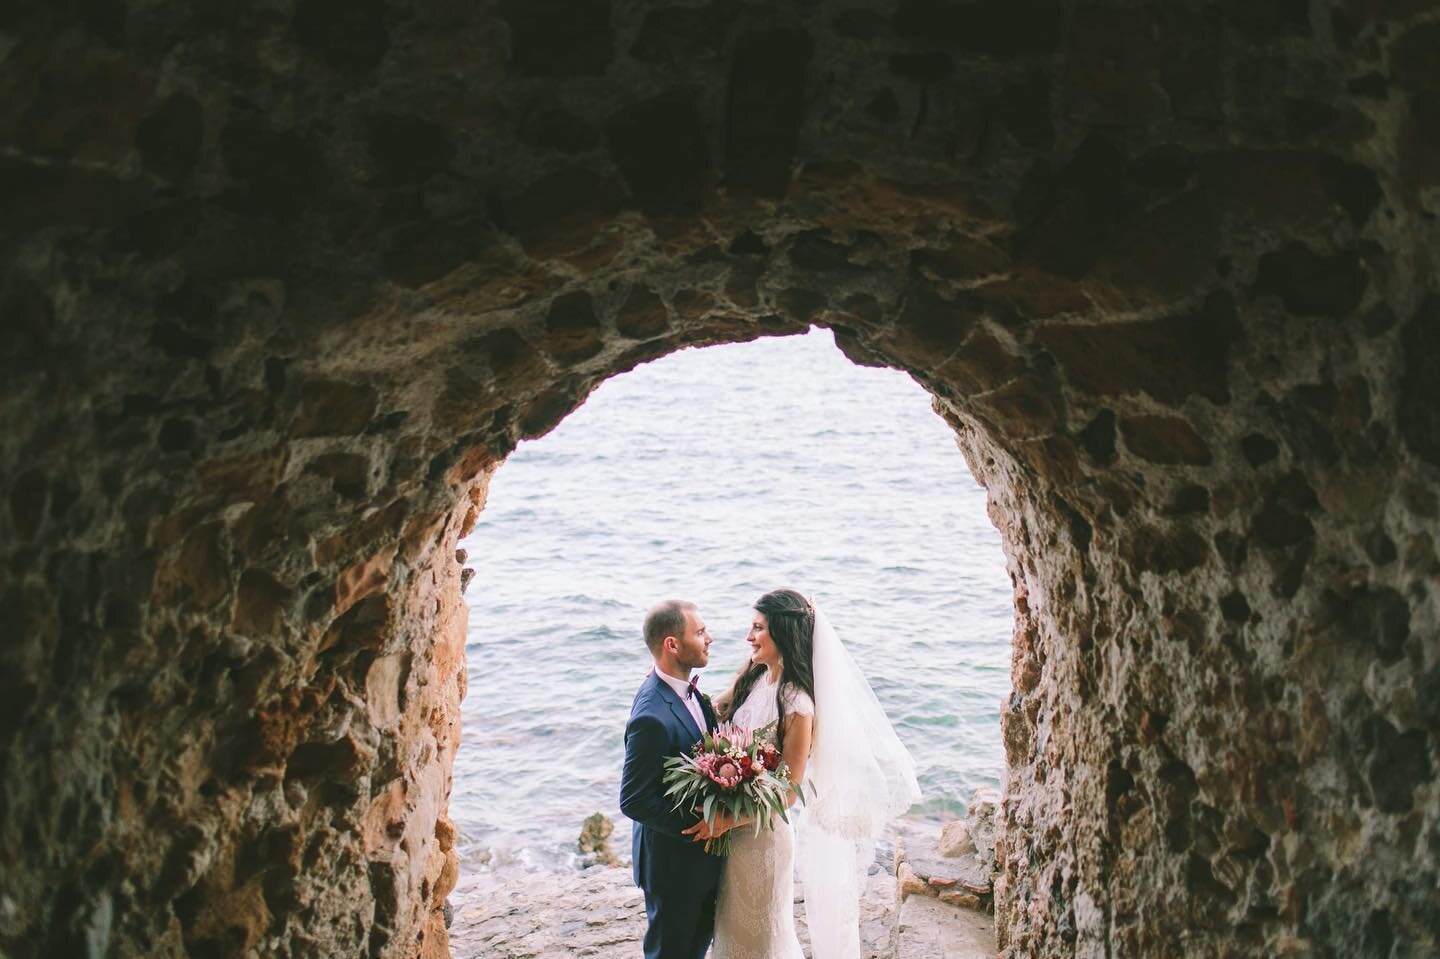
[715,605,921,959]
[712,673,813,959]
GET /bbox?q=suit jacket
[619,670,723,893]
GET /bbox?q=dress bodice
[731,673,814,732]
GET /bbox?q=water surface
[456,329,1011,874]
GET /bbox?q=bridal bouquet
[662,720,805,855]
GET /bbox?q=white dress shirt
[653,666,707,734]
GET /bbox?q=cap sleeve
[782,685,815,717]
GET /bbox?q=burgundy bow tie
[686,676,701,699]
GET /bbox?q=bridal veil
[795,603,922,959]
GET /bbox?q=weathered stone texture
[2,1,1438,957]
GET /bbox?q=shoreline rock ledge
[887,788,1001,959]
[447,863,905,959]
[449,804,998,958]
[895,786,1000,912]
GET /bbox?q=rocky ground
[446,866,997,959]
[446,862,903,958]
[448,800,999,959]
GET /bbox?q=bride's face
[747,613,781,669]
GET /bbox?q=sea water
[455,328,1012,875]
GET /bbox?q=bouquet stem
[703,832,734,856]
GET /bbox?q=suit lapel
[698,692,717,732]
[652,671,704,743]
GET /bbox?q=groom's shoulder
[630,672,662,709]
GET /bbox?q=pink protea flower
[714,722,753,750]
[694,753,742,789]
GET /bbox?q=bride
[682,589,921,959]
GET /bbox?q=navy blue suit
[620,671,723,959]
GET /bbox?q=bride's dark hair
[716,588,817,753]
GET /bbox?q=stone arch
[2,3,1438,958]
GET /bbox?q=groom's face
[672,609,711,670]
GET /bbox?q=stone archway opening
[443,327,1014,950]
[5,5,1437,959]
[414,308,1041,957]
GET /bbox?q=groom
[620,599,724,959]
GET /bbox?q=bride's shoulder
[781,684,815,717]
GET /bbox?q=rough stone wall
[2,1,1438,957]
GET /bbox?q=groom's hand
[682,813,742,842]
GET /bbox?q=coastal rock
[937,889,985,911]
[963,787,1000,870]
[578,811,620,867]
[938,821,974,858]
[896,860,930,902]
[896,840,994,911]
[914,854,993,898]
[897,792,1001,913]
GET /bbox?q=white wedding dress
[712,673,812,959]
[714,605,921,959]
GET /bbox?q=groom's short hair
[644,599,695,653]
